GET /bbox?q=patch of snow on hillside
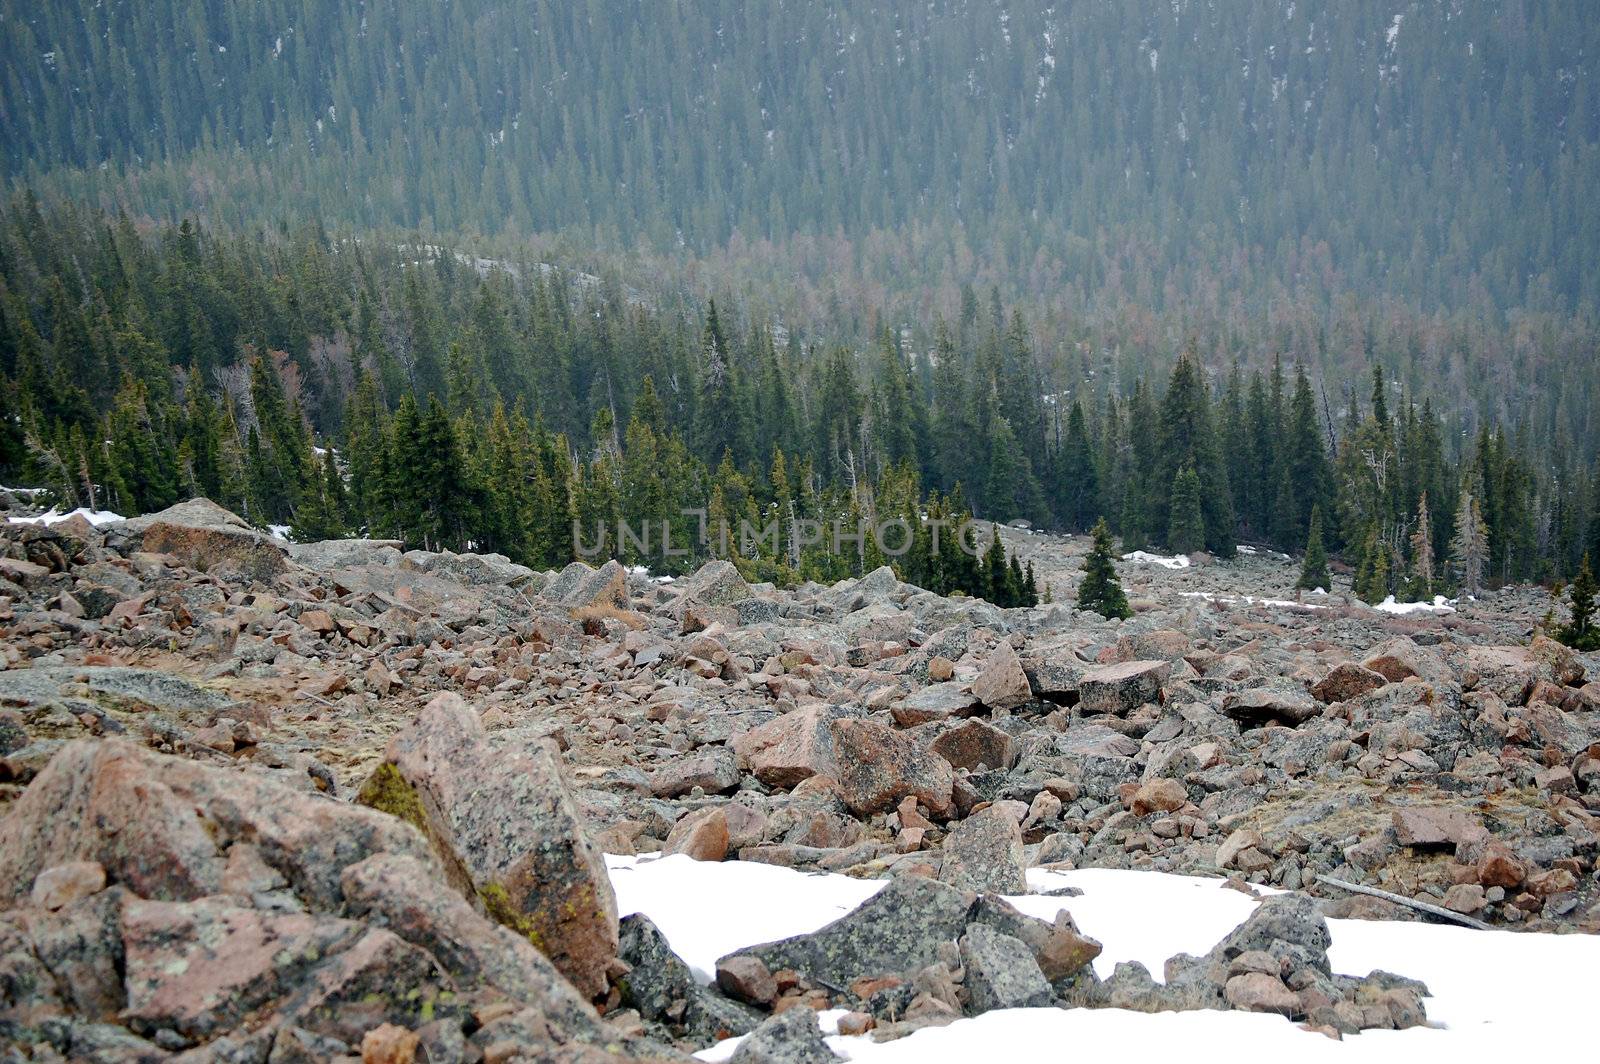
[1180,591,1327,610]
[1373,594,1455,615]
[609,859,1600,1062]
[607,854,881,982]
[7,507,124,528]
[1122,550,1189,569]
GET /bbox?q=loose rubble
[1,497,1597,1058]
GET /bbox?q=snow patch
[1180,591,1328,611]
[607,854,881,983]
[609,858,1600,1062]
[1372,594,1455,615]
[1121,550,1190,569]
[7,507,124,528]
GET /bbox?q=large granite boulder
[364,692,620,998]
[108,498,288,582]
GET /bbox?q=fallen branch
[1315,874,1492,931]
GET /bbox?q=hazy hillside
[5,0,1598,314]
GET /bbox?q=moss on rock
[355,762,429,835]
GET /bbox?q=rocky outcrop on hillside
[1,499,1597,1055]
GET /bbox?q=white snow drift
[607,855,1600,1062]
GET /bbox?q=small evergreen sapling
[1078,517,1132,619]
[1297,503,1329,591]
[1557,554,1599,651]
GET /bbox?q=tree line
[2,203,1597,608]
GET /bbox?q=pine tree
[1297,504,1330,591]
[1407,492,1435,600]
[1166,463,1206,555]
[692,300,747,467]
[1058,398,1100,532]
[983,527,1009,605]
[1450,488,1489,596]
[1077,517,1132,619]
[289,447,351,542]
[1557,554,1599,651]
[1005,552,1027,608]
[1152,354,1235,556]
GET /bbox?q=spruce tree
[289,448,350,543]
[1368,541,1391,604]
[1557,554,1599,651]
[983,528,1009,605]
[692,300,747,467]
[1407,492,1435,599]
[1152,355,1235,556]
[1297,504,1330,591]
[1284,366,1332,546]
[1166,463,1205,554]
[1077,517,1132,619]
[1006,552,1027,607]
[1450,488,1489,596]
[1058,398,1100,532]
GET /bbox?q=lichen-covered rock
[120,896,450,1046]
[971,641,1032,711]
[829,719,954,817]
[1077,660,1169,714]
[109,498,288,582]
[374,692,619,998]
[618,913,763,1044]
[959,923,1053,1013]
[729,1006,841,1064]
[0,739,427,910]
[938,805,1026,894]
[338,852,616,1045]
[732,706,850,788]
[721,876,972,989]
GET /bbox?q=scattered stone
[718,955,779,1007]
[729,1006,841,1064]
[664,807,731,862]
[959,924,1053,1013]
[1077,660,1169,714]
[1130,778,1187,816]
[829,719,955,817]
[927,718,1018,772]
[971,641,1032,711]
[1311,662,1388,703]
[372,692,619,998]
[733,706,848,788]
[1221,684,1321,726]
[939,804,1026,893]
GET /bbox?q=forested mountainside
[4,0,1598,315]
[1,1,1598,599]
[2,203,1595,600]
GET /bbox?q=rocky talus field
[1,497,1597,1062]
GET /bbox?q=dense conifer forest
[1,1,1598,608]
